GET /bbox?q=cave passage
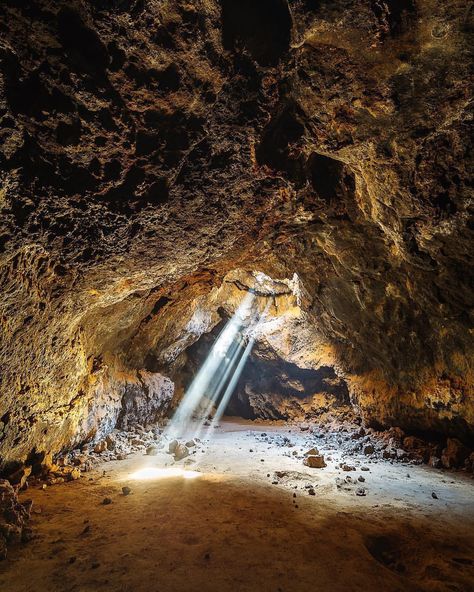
[0,1,473,590]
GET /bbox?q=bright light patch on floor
[130,467,202,480]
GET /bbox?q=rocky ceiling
[0,0,473,464]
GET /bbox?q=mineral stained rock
[0,1,473,465]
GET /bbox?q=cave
[0,2,473,591]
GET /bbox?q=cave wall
[0,0,473,464]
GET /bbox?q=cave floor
[1,419,473,592]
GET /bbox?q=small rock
[168,440,179,454]
[356,488,367,497]
[304,455,326,469]
[304,448,319,456]
[146,445,159,456]
[358,476,365,482]
[341,464,355,472]
[174,443,189,461]
[122,486,132,496]
[185,439,196,448]
[360,466,370,471]
[101,497,112,505]
[363,444,375,456]
[93,441,107,454]
[308,488,316,496]
[431,491,438,499]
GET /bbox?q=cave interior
[0,0,473,591]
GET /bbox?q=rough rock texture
[0,0,473,464]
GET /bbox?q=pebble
[122,486,131,496]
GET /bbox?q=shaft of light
[193,338,244,441]
[165,292,255,440]
[204,301,271,439]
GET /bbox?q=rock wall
[0,0,473,464]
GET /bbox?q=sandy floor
[1,418,473,592]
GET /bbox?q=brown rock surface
[0,0,472,466]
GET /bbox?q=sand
[1,418,473,592]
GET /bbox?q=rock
[428,455,442,468]
[351,427,366,439]
[304,448,319,456]
[105,434,116,451]
[441,438,470,469]
[341,464,355,472]
[0,535,7,560]
[308,488,316,495]
[8,465,32,489]
[360,466,370,471]
[185,439,196,448]
[304,455,326,469]
[101,497,112,505]
[356,488,367,497]
[174,443,189,461]
[146,445,159,456]
[363,444,375,455]
[67,468,81,481]
[168,440,179,454]
[122,486,131,496]
[93,441,107,454]
[403,435,426,450]
[358,476,365,482]
[431,491,438,499]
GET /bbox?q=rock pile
[0,479,33,560]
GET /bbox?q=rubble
[0,479,32,560]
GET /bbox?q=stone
[356,488,367,497]
[304,455,326,469]
[363,444,375,456]
[174,444,189,461]
[105,434,116,451]
[358,476,365,482]
[93,441,107,454]
[122,486,131,496]
[428,456,442,469]
[441,438,470,469]
[168,440,179,454]
[8,466,32,489]
[341,464,355,472]
[185,440,196,448]
[146,445,159,456]
[102,497,112,505]
[304,448,319,456]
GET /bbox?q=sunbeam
[164,291,256,441]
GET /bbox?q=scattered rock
[122,486,131,496]
[93,441,107,454]
[341,463,355,472]
[304,455,326,469]
[146,445,159,456]
[304,448,319,456]
[363,444,375,455]
[185,439,196,448]
[431,491,438,499]
[168,440,179,454]
[174,443,189,461]
[356,488,367,496]
[101,497,112,505]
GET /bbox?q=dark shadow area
[220,0,292,66]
